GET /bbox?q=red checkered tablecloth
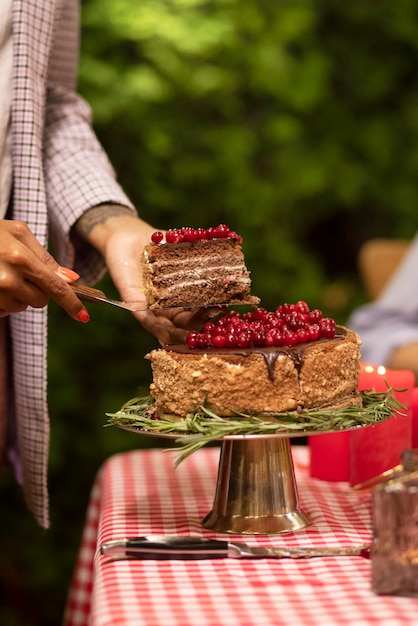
[63,445,417,626]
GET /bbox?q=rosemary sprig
[106,389,404,466]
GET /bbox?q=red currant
[215,224,230,238]
[283,330,298,347]
[264,330,277,347]
[225,333,238,348]
[319,320,336,339]
[274,331,285,347]
[266,316,281,329]
[195,228,207,240]
[166,229,181,243]
[196,333,209,348]
[182,227,198,242]
[289,314,303,331]
[237,331,251,348]
[186,332,199,348]
[151,231,164,244]
[309,309,323,323]
[295,300,310,314]
[296,328,310,344]
[251,330,265,346]
[228,231,243,243]
[308,325,320,341]
[252,308,268,321]
[203,321,216,334]
[212,335,226,348]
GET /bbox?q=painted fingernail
[58,266,80,282]
[76,309,90,323]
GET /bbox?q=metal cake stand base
[117,403,390,536]
[202,436,311,535]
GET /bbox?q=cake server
[100,536,371,560]
[70,283,148,312]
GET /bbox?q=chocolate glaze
[165,327,347,381]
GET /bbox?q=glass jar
[371,449,418,596]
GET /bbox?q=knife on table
[100,536,371,560]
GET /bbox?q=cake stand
[117,425,369,535]
[201,432,310,534]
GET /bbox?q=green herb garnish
[106,389,404,466]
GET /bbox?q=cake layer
[146,327,362,418]
[140,238,259,308]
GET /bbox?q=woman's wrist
[74,204,137,255]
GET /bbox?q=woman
[1,0,200,528]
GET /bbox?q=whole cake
[146,303,362,418]
[140,225,260,309]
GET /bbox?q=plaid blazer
[10,0,133,528]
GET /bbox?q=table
[63,446,417,626]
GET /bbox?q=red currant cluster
[151,224,242,245]
[186,302,337,349]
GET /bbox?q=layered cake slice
[146,303,362,418]
[140,225,260,309]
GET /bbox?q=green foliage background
[1,1,418,624]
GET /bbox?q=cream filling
[157,276,250,296]
[150,264,249,281]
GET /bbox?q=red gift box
[309,363,414,484]
[349,363,413,486]
[412,387,418,448]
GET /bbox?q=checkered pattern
[63,446,418,626]
[9,0,133,527]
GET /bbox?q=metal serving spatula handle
[101,536,229,560]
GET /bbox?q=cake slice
[140,225,260,309]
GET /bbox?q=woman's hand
[131,305,224,346]
[0,220,90,321]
